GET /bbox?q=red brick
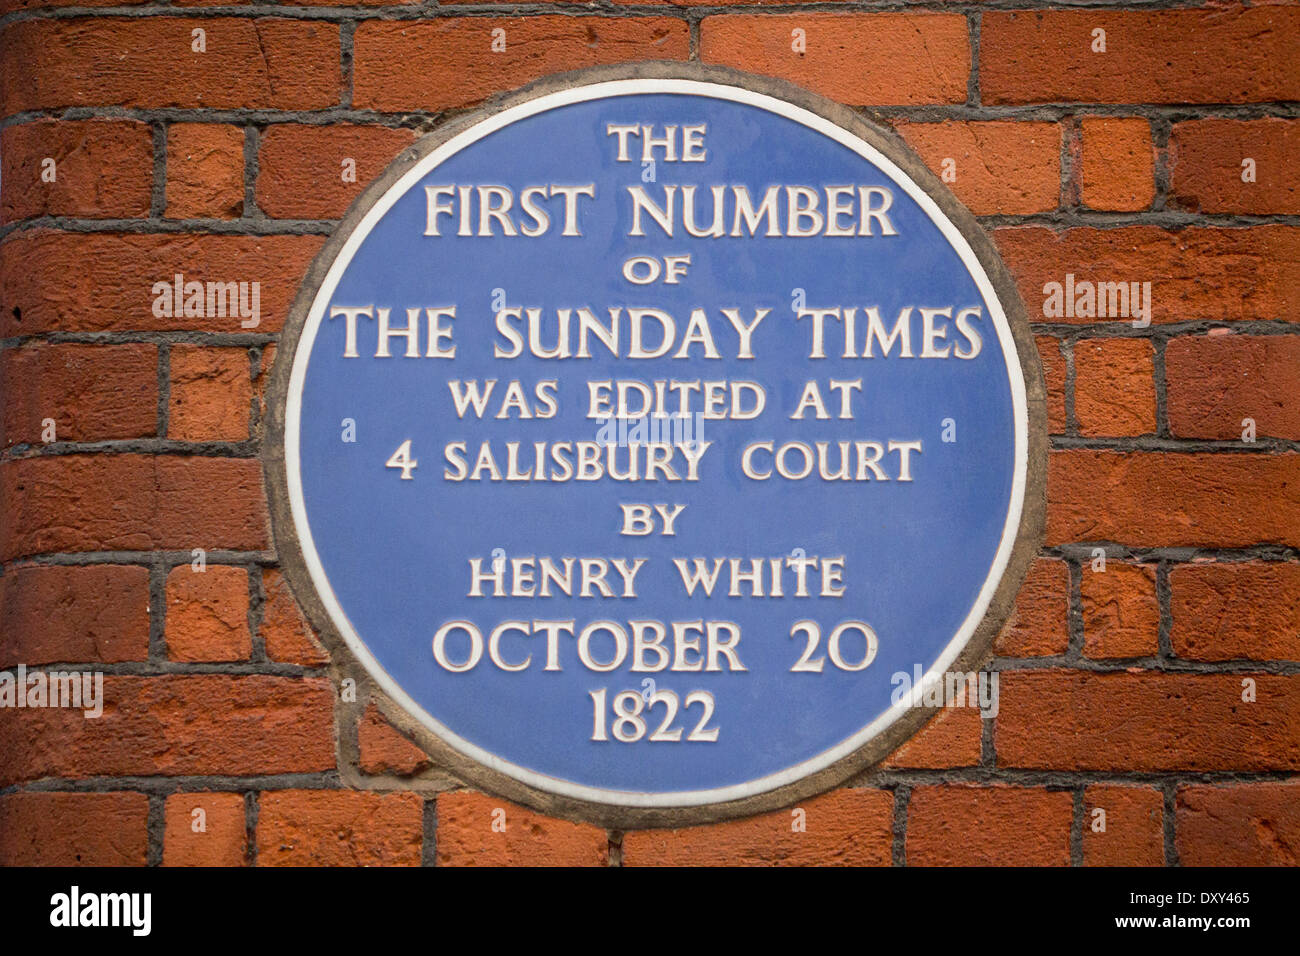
[624,788,893,866]
[261,568,329,665]
[881,704,983,769]
[0,792,148,865]
[435,791,606,866]
[1,343,157,445]
[164,792,247,866]
[0,231,324,336]
[168,345,252,442]
[1177,782,1300,866]
[981,8,1300,105]
[1166,334,1300,441]
[359,704,432,777]
[353,18,689,113]
[1,119,152,222]
[1081,562,1159,659]
[1170,562,1300,662]
[1047,450,1300,548]
[0,18,341,113]
[896,121,1060,214]
[166,565,251,662]
[996,225,1300,325]
[907,785,1072,866]
[1036,336,1067,434]
[701,14,969,107]
[1083,784,1164,867]
[0,564,149,666]
[1078,117,1154,212]
[257,124,417,219]
[1,455,268,561]
[166,124,245,220]
[0,675,335,785]
[995,557,1068,656]
[1171,119,1300,215]
[1072,338,1156,437]
[997,671,1300,772]
[257,790,423,866]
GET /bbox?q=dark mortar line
[146,792,166,866]
[1162,784,1179,865]
[1156,560,1174,660]
[243,124,262,218]
[1066,558,1085,660]
[150,121,168,219]
[891,785,909,865]
[0,660,331,676]
[1070,786,1084,866]
[147,558,168,665]
[422,796,439,867]
[6,101,1299,134]
[965,10,980,108]
[246,790,259,866]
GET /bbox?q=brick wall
[0,0,1296,867]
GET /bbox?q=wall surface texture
[0,0,1297,866]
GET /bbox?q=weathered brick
[1177,782,1300,866]
[1,343,157,445]
[0,675,336,785]
[256,124,417,219]
[261,568,329,665]
[1165,334,1300,441]
[1083,784,1164,867]
[1047,450,1300,548]
[435,791,607,866]
[1170,119,1300,215]
[257,790,423,866]
[163,792,247,866]
[1078,117,1154,212]
[702,14,969,106]
[1036,336,1067,434]
[0,792,148,865]
[995,226,1300,325]
[981,8,1300,105]
[895,121,1060,214]
[165,565,252,662]
[166,123,245,220]
[1,119,153,222]
[624,788,893,866]
[995,557,1069,656]
[0,18,341,113]
[997,671,1300,771]
[1170,562,1300,662]
[1072,338,1156,437]
[0,564,149,666]
[359,704,432,777]
[907,785,1072,866]
[1080,562,1159,659]
[1,455,269,561]
[353,18,689,112]
[0,231,324,336]
[881,704,983,769]
[168,345,252,442]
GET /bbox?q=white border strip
[284,78,1029,808]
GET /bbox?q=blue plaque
[267,65,1045,823]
